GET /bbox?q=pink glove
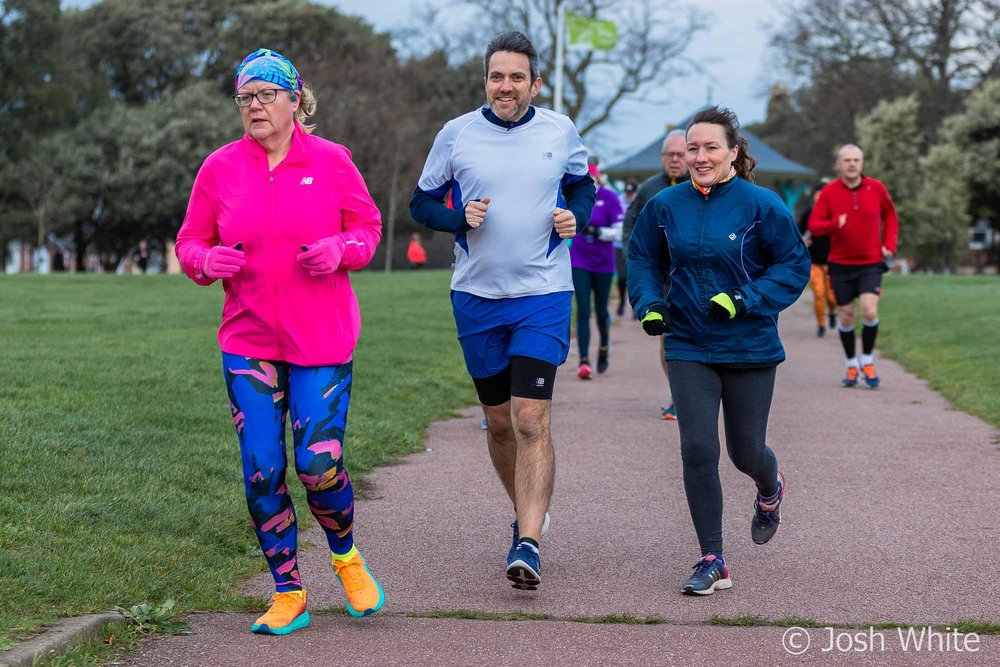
[200,244,245,279]
[297,236,345,276]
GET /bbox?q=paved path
[122,295,1000,666]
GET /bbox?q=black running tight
[667,361,780,555]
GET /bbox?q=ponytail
[734,134,757,182]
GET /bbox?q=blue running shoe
[751,472,784,545]
[661,404,677,421]
[506,543,541,590]
[681,555,731,595]
[842,365,859,387]
[508,513,550,561]
[481,417,488,430]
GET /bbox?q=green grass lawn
[878,275,1000,430]
[0,271,472,640]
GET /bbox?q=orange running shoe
[861,364,880,388]
[842,365,859,387]
[333,550,385,617]
[251,589,309,635]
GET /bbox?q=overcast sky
[62,0,785,161]
[330,0,784,161]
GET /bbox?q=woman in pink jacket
[176,49,384,636]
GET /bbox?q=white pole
[554,3,565,115]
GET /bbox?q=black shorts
[472,355,558,405]
[828,262,883,305]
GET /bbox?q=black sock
[838,326,856,359]
[862,321,879,355]
[519,537,539,549]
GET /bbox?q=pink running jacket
[176,124,382,366]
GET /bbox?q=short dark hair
[484,30,539,81]
[688,105,758,181]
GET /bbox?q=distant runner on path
[809,144,899,388]
[797,180,837,338]
[623,129,691,421]
[628,106,809,596]
[571,163,623,379]
[409,31,595,592]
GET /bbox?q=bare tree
[310,48,484,270]
[771,0,1000,133]
[398,0,705,137]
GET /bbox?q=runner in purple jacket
[571,164,623,378]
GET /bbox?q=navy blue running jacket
[627,177,810,365]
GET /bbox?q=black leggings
[668,360,780,555]
[571,268,613,361]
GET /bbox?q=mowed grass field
[877,275,1000,430]
[0,271,472,640]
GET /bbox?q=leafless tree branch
[396,0,705,137]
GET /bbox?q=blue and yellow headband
[234,48,302,92]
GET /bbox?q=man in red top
[809,144,898,388]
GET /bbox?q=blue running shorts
[451,290,572,379]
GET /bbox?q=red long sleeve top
[808,176,898,265]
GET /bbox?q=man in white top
[410,30,595,591]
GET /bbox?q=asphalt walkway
[121,295,1000,666]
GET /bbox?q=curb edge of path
[1,613,123,667]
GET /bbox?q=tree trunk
[74,221,88,272]
[384,150,400,273]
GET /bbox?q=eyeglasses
[660,151,685,159]
[233,88,288,108]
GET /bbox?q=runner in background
[623,129,690,421]
[808,144,898,388]
[572,164,623,379]
[797,179,836,337]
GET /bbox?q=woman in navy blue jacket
[627,106,809,596]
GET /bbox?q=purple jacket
[570,185,622,273]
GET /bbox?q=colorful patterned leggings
[223,353,355,592]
